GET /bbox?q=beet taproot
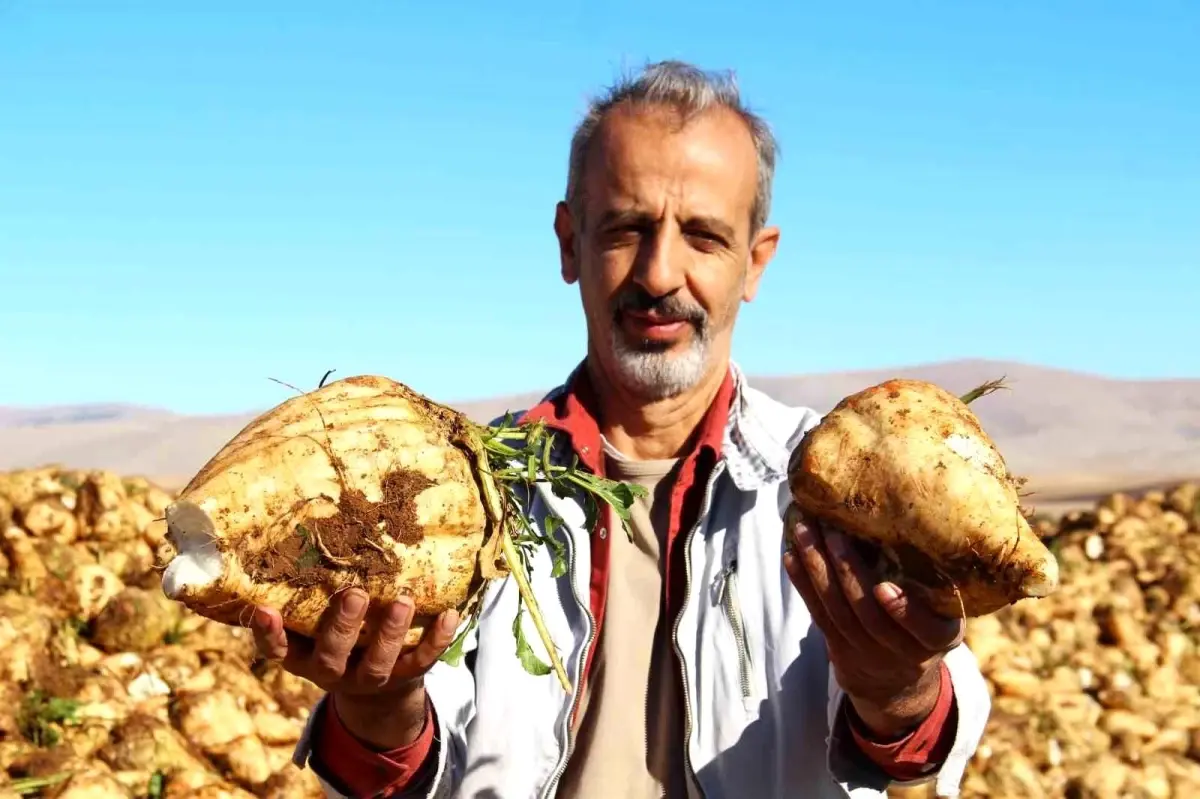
[787,378,1060,617]
[159,374,643,691]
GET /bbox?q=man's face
[556,103,779,401]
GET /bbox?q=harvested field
[1,465,1197,797]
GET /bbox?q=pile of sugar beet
[890,480,1200,799]
[2,462,1199,798]
[0,468,325,798]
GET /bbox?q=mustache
[611,287,708,328]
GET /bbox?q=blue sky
[1,1,1197,414]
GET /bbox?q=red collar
[521,361,734,474]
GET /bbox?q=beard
[607,287,713,401]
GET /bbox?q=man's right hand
[250,587,460,750]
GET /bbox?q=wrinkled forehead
[579,104,759,236]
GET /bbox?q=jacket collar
[518,359,799,491]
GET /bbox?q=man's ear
[743,225,780,302]
[554,201,579,284]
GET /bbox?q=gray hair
[565,60,778,234]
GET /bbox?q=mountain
[2,359,1197,505]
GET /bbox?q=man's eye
[605,225,642,241]
[686,230,724,247]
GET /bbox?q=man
[254,60,991,798]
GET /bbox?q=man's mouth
[620,311,691,342]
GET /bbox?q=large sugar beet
[161,375,496,648]
[787,378,1060,617]
[159,374,642,690]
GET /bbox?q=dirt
[28,655,89,700]
[246,468,435,589]
[29,573,74,614]
[5,747,72,780]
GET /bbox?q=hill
[1,359,1197,504]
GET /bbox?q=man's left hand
[782,504,964,739]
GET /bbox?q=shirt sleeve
[845,661,958,783]
[308,693,438,798]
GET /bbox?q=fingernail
[782,551,797,574]
[342,590,367,615]
[793,522,815,549]
[389,599,414,626]
[441,609,460,632]
[252,607,271,631]
[877,582,902,603]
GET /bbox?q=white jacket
[294,363,990,799]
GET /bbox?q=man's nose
[633,226,688,298]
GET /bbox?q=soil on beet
[246,468,436,589]
[29,653,90,700]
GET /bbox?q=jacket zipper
[670,462,725,799]
[644,678,660,799]
[715,562,753,701]
[538,499,599,799]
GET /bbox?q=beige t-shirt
[557,440,687,799]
